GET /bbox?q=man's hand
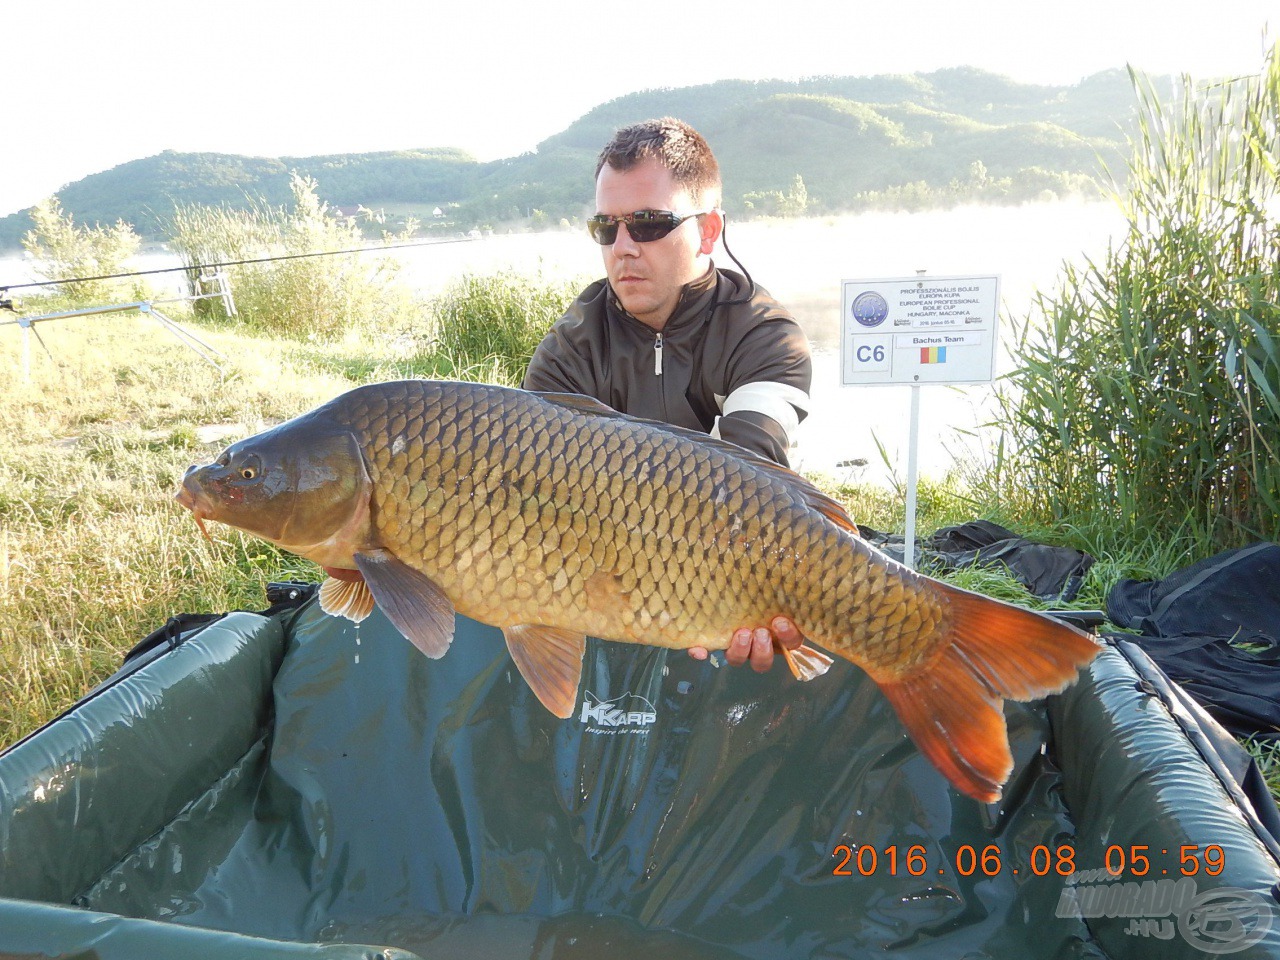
[687,616,803,673]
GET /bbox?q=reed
[983,45,1280,557]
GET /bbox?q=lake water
[0,200,1125,484]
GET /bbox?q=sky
[1,0,1274,218]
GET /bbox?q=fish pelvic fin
[876,585,1101,804]
[782,643,835,682]
[319,575,375,623]
[503,625,587,719]
[353,548,455,658]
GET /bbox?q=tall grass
[165,173,419,339]
[985,45,1280,555]
[425,270,586,385]
[21,197,143,304]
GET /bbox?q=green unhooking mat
[3,586,1280,958]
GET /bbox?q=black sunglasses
[586,209,709,245]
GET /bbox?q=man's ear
[699,209,724,255]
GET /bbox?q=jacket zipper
[654,333,663,375]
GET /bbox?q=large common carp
[176,379,1098,802]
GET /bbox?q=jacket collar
[608,264,718,337]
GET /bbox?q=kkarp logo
[579,691,658,733]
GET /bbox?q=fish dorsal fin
[532,391,622,417]
[535,390,774,459]
[502,624,587,719]
[319,575,376,623]
[747,458,861,536]
[532,391,860,535]
[353,548,455,658]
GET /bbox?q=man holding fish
[524,117,811,672]
[177,120,1099,802]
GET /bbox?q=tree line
[0,66,1161,248]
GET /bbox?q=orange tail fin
[877,584,1100,803]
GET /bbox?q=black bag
[859,519,1095,601]
[1106,542,1280,741]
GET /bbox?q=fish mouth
[175,476,215,541]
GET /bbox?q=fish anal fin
[876,585,1101,803]
[353,548,455,658]
[879,667,1012,804]
[782,643,835,682]
[319,576,376,623]
[503,624,587,719]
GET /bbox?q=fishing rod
[0,233,481,300]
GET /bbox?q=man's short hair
[596,118,722,207]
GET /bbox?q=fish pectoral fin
[782,643,835,682]
[319,576,376,623]
[353,548,455,658]
[502,624,587,719]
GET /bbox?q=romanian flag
[920,346,948,364]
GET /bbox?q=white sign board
[841,275,1000,386]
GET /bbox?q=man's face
[594,158,720,332]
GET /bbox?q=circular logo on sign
[852,291,889,327]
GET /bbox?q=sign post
[840,274,1001,568]
[904,377,922,569]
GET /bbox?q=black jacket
[522,266,811,466]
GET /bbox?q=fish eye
[235,453,263,482]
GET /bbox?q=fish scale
[177,379,1100,802]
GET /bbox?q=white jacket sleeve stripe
[717,381,809,443]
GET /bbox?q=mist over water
[0,200,1125,485]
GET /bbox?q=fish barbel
[176,380,1099,802]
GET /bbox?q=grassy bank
[0,318,330,740]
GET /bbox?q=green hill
[0,67,1157,249]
